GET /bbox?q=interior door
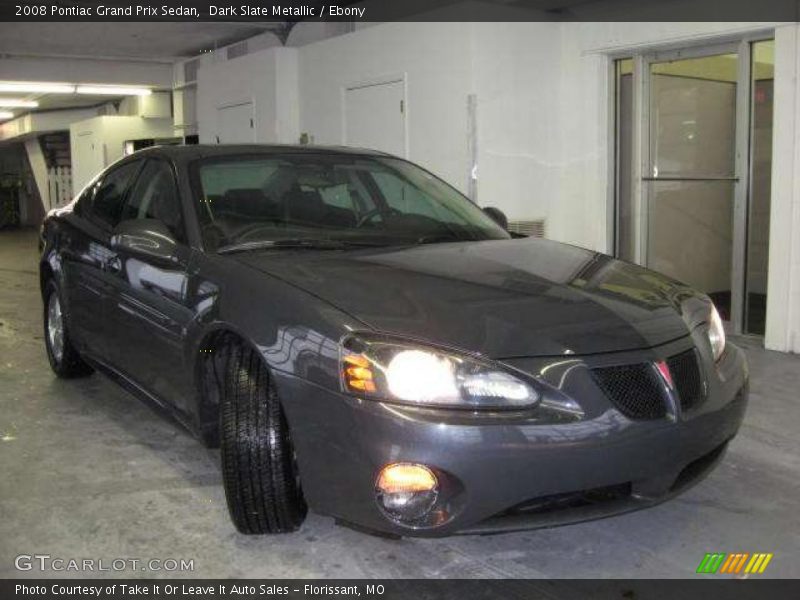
[216,102,255,144]
[74,131,105,192]
[642,48,741,324]
[344,79,406,156]
[106,159,196,412]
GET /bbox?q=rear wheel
[43,280,93,378]
[219,341,306,534]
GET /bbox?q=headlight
[340,334,540,410]
[708,304,726,362]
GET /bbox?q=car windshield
[191,153,510,251]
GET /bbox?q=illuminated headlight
[708,304,726,362]
[340,334,539,409]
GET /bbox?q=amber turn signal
[343,353,377,393]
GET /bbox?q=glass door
[615,39,774,334]
[643,48,740,323]
[744,40,774,335]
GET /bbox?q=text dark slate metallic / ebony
[38,144,749,537]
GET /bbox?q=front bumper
[277,335,748,537]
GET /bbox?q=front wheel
[220,342,307,534]
[43,280,93,378]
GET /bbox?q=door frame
[215,99,256,144]
[341,73,409,158]
[618,34,773,335]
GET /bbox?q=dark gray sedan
[39,145,748,537]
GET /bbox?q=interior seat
[209,188,283,240]
[284,188,356,229]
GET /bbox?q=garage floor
[1,229,798,579]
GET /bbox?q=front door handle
[105,255,122,274]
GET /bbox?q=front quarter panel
[184,251,367,422]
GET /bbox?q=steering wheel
[356,207,401,228]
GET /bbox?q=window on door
[122,160,186,244]
[85,160,142,229]
[614,58,634,263]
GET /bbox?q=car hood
[234,238,696,358]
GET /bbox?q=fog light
[375,463,438,523]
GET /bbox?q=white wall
[765,24,800,353]
[69,115,174,191]
[196,47,299,145]
[298,22,473,194]
[469,23,562,229]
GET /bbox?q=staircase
[39,132,73,208]
[40,132,71,168]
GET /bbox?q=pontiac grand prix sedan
[39,145,748,537]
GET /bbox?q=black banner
[1,0,800,22]
[3,580,800,600]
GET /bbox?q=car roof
[132,143,392,162]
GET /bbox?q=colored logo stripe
[696,553,773,574]
[697,553,726,573]
[720,553,749,574]
[745,553,774,574]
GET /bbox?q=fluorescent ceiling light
[0,111,14,120]
[0,99,38,108]
[0,82,75,94]
[76,85,151,96]
[0,81,153,98]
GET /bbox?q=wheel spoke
[47,293,64,362]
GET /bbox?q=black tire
[220,341,307,534]
[43,280,93,378]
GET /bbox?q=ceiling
[0,22,288,120]
[0,92,134,111]
[0,22,284,62]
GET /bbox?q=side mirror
[111,219,179,264]
[482,206,508,230]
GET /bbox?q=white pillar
[765,23,800,353]
[23,138,49,215]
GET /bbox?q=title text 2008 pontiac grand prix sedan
[39,145,748,537]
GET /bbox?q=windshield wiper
[217,238,386,255]
[415,234,469,245]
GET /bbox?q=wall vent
[183,59,199,84]
[227,41,249,60]
[508,219,546,238]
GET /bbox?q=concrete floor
[1,228,798,579]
